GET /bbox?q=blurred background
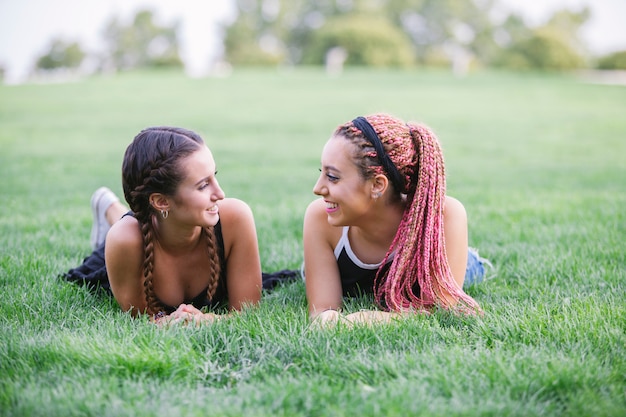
[1,0,626,85]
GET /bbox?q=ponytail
[374,123,480,314]
[341,114,481,314]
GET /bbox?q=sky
[1,0,625,84]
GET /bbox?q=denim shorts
[464,248,490,288]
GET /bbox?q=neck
[153,219,204,254]
[353,201,405,249]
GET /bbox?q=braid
[132,150,178,315]
[378,122,480,314]
[140,214,165,315]
[339,114,480,314]
[204,227,222,301]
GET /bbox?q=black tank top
[334,226,393,297]
[154,219,228,313]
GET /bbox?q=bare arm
[104,216,148,316]
[443,196,469,290]
[219,198,262,311]
[303,198,344,320]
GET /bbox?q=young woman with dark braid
[64,126,262,325]
[303,113,488,326]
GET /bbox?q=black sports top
[334,226,394,297]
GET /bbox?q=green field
[1,68,624,416]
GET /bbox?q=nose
[313,174,325,196]
[212,180,226,201]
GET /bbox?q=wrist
[311,309,341,326]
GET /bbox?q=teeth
[326,202,338,209]
[208,205,218,213]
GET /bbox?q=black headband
[352,116,405,193]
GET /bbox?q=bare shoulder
[105,215,143,251]
[216,198,257,255]
[304,198,340,243]
[218,198,254,225]
[444,196,467,221]
[304,198,328,224]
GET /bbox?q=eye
[326,174,339,183]
[199,171,218,190]
[198,179,211,190]
[319,168,339,183]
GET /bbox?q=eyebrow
[322,164,340,173]
[194,169,216,186]
[194,177,209,186]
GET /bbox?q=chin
[326,215,344,227]
[203,215,220,228]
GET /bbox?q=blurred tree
[596,50,626,70]
[545,7,590,54]
[386,0,498,66]
[223,0,593,71]
[101,9,183,71]
[35,38,85,70]
[223,0,310,65]
[494,27,584,70]
[493,8,588,71]
[223,10,286,65]
[302,14,414,67]
[223,0,499,68]
[494,13,532,47]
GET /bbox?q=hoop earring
[160,209,169,219]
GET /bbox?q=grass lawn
[0,68,624,416]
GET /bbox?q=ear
[149,193,171,212]
[371,174,389,198]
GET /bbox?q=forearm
[310,309,402,328]
[344,310,400,324]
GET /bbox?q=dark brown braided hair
[121,127,222,315]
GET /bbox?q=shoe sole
[90,188,109,249]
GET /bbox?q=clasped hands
[152,304,219,327]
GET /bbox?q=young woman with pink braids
[303,113,488,326]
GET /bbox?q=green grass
[1,68,625,416]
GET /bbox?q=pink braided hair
[338,114,481,314]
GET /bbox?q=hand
[153,304,219,327]
[309,309,341,329]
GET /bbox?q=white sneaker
[89,187,119,249]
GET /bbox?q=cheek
[176,191,204,209]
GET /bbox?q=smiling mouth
[325,201,338,210]
[208,205,219,214]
